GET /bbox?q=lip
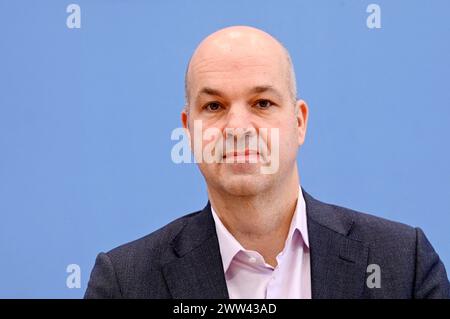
[223,149,260,159]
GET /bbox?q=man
[85,26,449,299]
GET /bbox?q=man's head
[182,25,308,196]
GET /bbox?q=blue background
[0,0,448,298]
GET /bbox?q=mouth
[223,149,260,160]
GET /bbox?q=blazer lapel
[162,203,229,299]
[303,189,370,299]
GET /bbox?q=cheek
[267,114,297,142]
[276,118,300,155]
[188,122,220,149]
[203,129,221,145]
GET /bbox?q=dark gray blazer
[85,189,450,299]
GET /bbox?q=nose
[222,104,258,154]
[223,103,256,137]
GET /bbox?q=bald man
[85,26,449,299]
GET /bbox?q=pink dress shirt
[211,186,311,299]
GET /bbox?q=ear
[295,99,309,146]
[181,108,193,151]
[181,108,189,129]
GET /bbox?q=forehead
[189,52,288,96]
[186,31,289,90]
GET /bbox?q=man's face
[182,36,308,196]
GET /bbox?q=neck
[207,169,300,267]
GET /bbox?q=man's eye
[204,102,222,112]
[255,99,273,109]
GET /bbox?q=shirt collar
[211,185,309,273]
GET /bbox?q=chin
[199,162,277,196]
[219,174,271,196]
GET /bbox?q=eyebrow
[198,87,224,98]
[249,85,282,100]
[197,85,283,100]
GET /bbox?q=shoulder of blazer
[104,203,214,270]
[303,188,417,248]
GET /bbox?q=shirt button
[248,257,257,263]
